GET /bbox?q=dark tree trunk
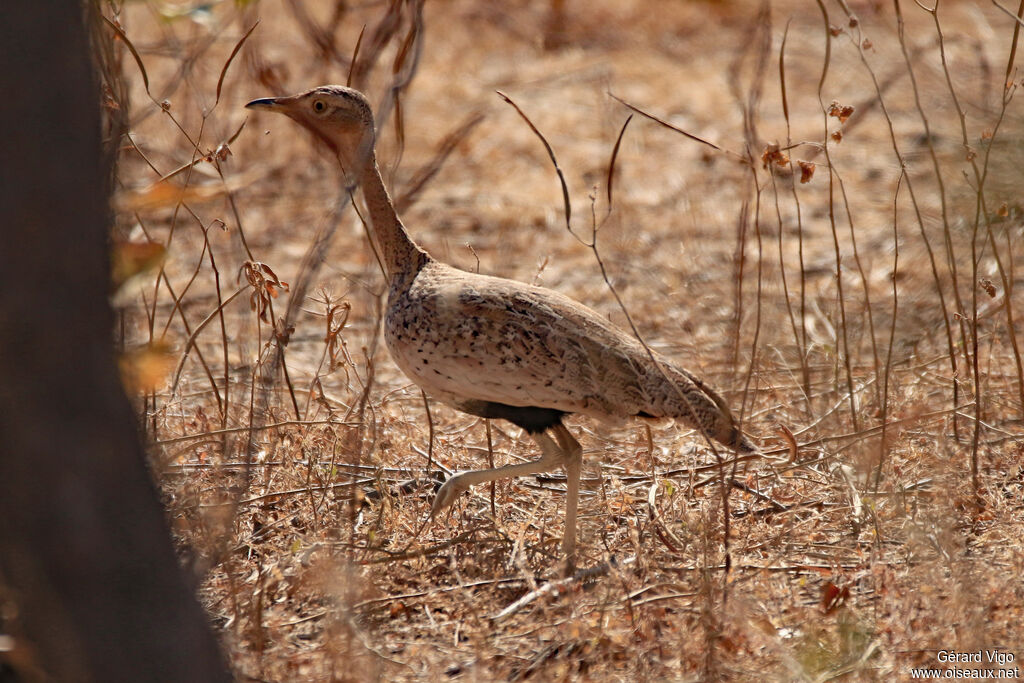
[0,3,231,681]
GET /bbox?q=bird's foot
[429,473,470,519]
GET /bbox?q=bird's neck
[357,153,428,282]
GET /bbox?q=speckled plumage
[247,85,755,572]
[384,261,752,450]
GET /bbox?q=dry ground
[99,0,1023,680]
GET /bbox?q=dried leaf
[215,143,232,162]
[798,160,816,183]
[216,22,259,106]
[114,181,229,212]
[102,16,150,95]
[119,341,176,393]
[777,423,799,462]
[111,240,166,293]
[827,101,855,124]
[240,260,290,323]
[761,143,790,169]
[820,581,849,613]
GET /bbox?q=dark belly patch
[457,399,566,433]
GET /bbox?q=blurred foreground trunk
[0,3,230,681]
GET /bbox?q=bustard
[246,86,755,571]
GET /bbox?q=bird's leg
[552,424,583,575]
[429,430,566,519]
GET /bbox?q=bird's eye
[313,100,326,113]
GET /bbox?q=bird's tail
[664,365,757,453]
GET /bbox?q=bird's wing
[387,266,669,420]
[385,264,751,449]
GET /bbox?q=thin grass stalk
[146,113,208,343]
[264,4,425,432]
[833,168,882,408]
[130,212,226,418]
[421,388,434,475]
[813,0,859,431]
[200,223,232,432]
[732,203,749,370]
[969,193,982,493]
[718,11,775,622]
[1000,0,1024,83]
[923,0,1024,483]
[724,6,769,376]
[775,23,812,414]
[266,297,301,420]
[972,18,1024,414]
[122,136,226,414]
[159,269,225,416]
[891,0,973,442]
[502,93,734,469]
[876,171,905,491]
[169,286,246,395]
[741,175,764,432]
[486,419,496,520]
[846,0,964,445]
[768,167,808,403]
[734,7,771,439]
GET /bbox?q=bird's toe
[429,474,468,518]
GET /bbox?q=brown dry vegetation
[91,0,1024,680]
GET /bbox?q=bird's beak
[245,96,285,111]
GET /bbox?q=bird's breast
[384,276,475,394]
[382,273,569,411]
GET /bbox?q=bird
[245,85,756,572]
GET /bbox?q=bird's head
[246,85,375,174]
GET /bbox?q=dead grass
[95,0,1024,680]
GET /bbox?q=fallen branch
[490,556,636,623]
